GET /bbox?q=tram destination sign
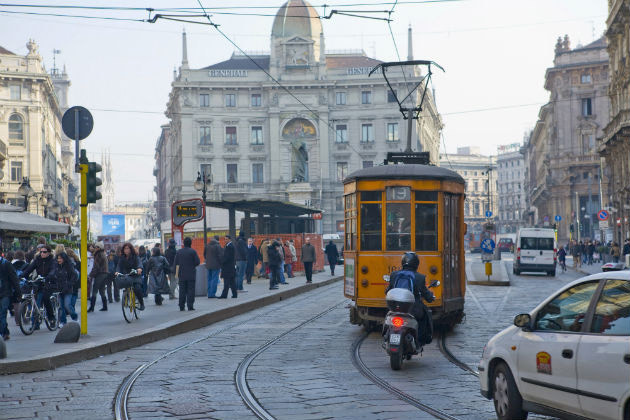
[172,199,205,227]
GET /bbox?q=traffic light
[552,223,557,231]
[570,223,574,233]
[86,161,102,203]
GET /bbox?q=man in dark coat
[219,235,237,299]
[235,231,248,292]
[204,236,223,298]
[324,240,339,276]
[301,237,316,283]
[22,245,56,327]
[267,241,283,290]
[174,237,200,311]
[245,237,259,285]
[0,255,20,340]
[164,239,178,299]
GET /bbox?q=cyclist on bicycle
[115,242,145,311]
[557,245,567,272]
[22,245,56,329]
[48,252,78,325]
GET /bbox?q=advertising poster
[102,213,125,237]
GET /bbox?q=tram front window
[386,203,411,250]
[360,203,382,250]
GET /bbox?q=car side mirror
[514,313,532,330]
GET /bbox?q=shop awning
[0,206,70,235]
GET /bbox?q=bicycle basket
[115,275,135,289]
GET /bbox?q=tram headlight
[383,275,390,282]
[361,279,369,287]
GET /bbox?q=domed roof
[271,0,322,39]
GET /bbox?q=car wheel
[550,270,556,276]
[492,363,528,420]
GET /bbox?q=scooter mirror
[383,275,390,282]
[429,280,440,288]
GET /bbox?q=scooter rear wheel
[390,350,403,370]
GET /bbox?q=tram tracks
[113,285,342,420]
[351,330,480,420]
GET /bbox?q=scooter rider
[386,252,435,344]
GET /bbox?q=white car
[479,271,630,420]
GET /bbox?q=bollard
[485,261,492,281]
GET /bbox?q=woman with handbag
[146,247,171,306]
[115,242,145,311]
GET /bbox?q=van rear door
[520,237,538,264]
[537,237,555,266]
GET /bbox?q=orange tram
[342,160,466,330]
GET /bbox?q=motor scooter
[381,278,439,370]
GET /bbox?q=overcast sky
[1,0,607,203]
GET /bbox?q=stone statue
[291,140,308,182]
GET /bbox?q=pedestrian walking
[267,240,282,290]
[235,232,248,292]
[245,238,259,284]
[283,241,295,278]
[204,236,223,298]
[324,240,339,276]
[107,251,119,302]
[88,242,109,312]
[174,237,200,310]
[570,240,581,268]
[164,239,178,300]
[260,239,270,278]
[86,243,94,297]
[276,238,288,285]
[115,243,146,311]
[286,240,297,278]
[586,241,595,265]
[10,250,28,322]
[611,242,621,263]
[138,245,151,298]
[0,254,20,340]
[301,237,316,283]
[219,235,237,299]
[146,247,171,305]
[48,252,79,325]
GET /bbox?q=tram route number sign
[481,238,495,254]
[172,199,205,227]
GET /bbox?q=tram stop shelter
[204,198,322,237]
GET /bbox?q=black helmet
[401,252,419,271]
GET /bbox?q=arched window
[9,114,24,141]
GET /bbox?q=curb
[0,276,343,375]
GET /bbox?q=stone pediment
[284,36,313,44]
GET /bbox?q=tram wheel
[390,351,403,370]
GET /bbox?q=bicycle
[115,269,140,323]
[17,276,61,335]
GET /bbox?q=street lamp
[194,171,212,246]
[17,177,34,211]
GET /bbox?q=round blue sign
[555,215,561,222]
[481,238,495,253]
[485,210,493,218]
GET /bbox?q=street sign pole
[79,160,88,335]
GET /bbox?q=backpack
[392,270,415,292]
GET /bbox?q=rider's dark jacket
[386,271,434,305]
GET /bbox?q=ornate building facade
[525,35,609,242]
[155,0,442,234]
[0,40,77,221]
[496,143,526,233]
[602,0,630,243]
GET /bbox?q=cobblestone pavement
[0,255,589,420]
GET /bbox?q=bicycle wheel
[44,305,58,331]
[134,291,139,320]
[18,301,35,335]
[122,289,134,323]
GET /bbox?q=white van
[513,228,557,276]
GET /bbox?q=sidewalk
[567,259,602,276]
[0,271,341,375]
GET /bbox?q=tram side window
[386,203,411,250]
[360,203,382,250]
[415,203,437,251]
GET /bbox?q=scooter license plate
[389,333,401,345]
